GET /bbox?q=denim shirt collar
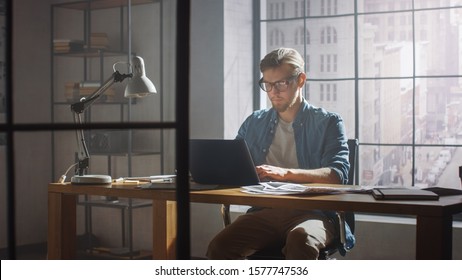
[268,98,310,128]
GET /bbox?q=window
[400,15,406,25]
[321,26,337,44]
[281,2,285,18]
[306,83,310,100]
[258,0,462,189]
[320,54,337,73]
[319,83,336,103]
[306,0,311,16]
[326,55,331,72]
[294,0,306,17]
[333,54,337,72]
[333,84,337,101]
[400,31,406,41]
[420,13,427,25]
[305,54,310,72]
[269,28,285,46]
[268,2,286,19]
[295,27,310,45]
[321,0,338,15]
[388,16,394,26]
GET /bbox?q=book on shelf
[64,81,115,102]
[53,39,85,53]
[80,81,102,88]
[64,82,79,101]
[89,32,109,49]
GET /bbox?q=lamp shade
[124,56,157,98]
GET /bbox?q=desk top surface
[49,182,462,217]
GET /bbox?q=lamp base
[71,174,112,185]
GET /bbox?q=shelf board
[78,198,152,209]
[53,100,132,105]
[53,49,128,58]
[54,0,158,11]
[89,151,162,156]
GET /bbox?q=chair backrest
[344,139,358,234]
[459,166,461,185]
[347,139,359,185]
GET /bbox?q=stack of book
[65,81,115,102]
[64,82,79,101]
[53,39,84,53]
[89,33,109,49]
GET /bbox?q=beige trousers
[206,208,336,259]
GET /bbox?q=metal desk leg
[85,195,94,251]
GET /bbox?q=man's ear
[297,72,307,87]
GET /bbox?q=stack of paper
[120,175,176,183]
[241,182,371,195]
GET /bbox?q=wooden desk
[47,183,462,260]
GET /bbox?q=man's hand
[256,165,342,184]
[256,164,289,181]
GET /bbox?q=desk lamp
[69,56,156,184]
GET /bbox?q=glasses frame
[258,73,300,92]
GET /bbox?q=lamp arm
[70,70,132,176]
[70,71,132,114]
[73,112,90,176]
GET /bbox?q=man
[206,48,353,259]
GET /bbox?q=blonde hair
[260,48,305,75]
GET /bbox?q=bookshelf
[50,0,162,259]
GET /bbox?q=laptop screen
[189,139,260,186]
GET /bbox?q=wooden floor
[0,243,47,260]
[0,242,153,260]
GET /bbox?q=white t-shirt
[265,118,299,168]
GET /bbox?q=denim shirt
[236,99,355,254]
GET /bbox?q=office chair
[220,138,358,260]
[458,165,462,193]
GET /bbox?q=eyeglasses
[258,74,300,92]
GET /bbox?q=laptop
[137,139,260,190]
[189,139,260,186]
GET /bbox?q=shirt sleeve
[321,115,350,185]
